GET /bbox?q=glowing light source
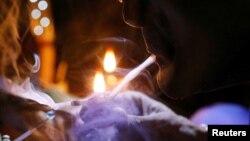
[31,9,41,19]
[34,25,44,36]
[40,17,50,27]
[30,0,38,3]
[107,75,118,86]
[38,0,48,11]
[93,72,106,92]
[103,49,117,73]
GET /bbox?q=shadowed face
[121,0,250,99]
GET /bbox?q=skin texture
[75,91,207,141]
[121,0,250,99]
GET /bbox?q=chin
[156,63,174,98]
[156,63,194,100]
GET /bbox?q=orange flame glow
[103,49,116,73]
[93,71,106,92]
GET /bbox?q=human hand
[74,91,207,141]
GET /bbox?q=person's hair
[0,0,32,82]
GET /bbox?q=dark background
[51,0,152,96]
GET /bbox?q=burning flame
[93,71,106,92]
[103,48,116,73]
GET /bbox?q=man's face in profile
[121,0,250,99]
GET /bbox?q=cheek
[122,0,147,27]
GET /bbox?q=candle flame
[103,49,116,73]
[93,71,106,92]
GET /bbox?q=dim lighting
[40,17,50,27]
[107,75,118,86]
[38,0,48,11]
[118,0,123,3]
[31,9,41,19]
[34,25,44,36]
[103,49,117,73]
[93,72,106,93]
[29,0,38,3]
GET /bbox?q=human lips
[146,43,173,69]
[148,50,169,69]
[156,55,167,67]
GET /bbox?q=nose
[122,0,148,28]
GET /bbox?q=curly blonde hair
[0,0,32,82]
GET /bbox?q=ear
[122,0,149,28]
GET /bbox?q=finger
[115,90,175,114]
[128,114,208,141]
